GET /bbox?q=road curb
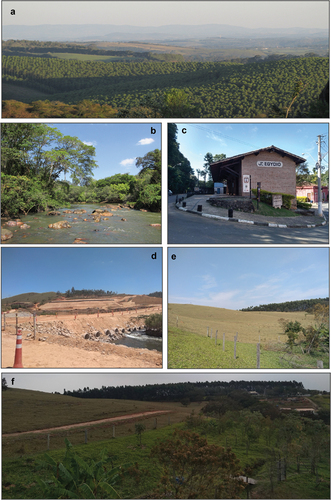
[176,204,327,228]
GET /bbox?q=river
[2,203,161,244]
[114,330,162,352]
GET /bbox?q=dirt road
[3,410,172,437]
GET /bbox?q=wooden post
[215,330,218,346]
[234,336,237,359]
[85,429,88,444]
[112,425,116,438]
[47,434,50,450]
[223,332,225,351]
[257,343,260,369]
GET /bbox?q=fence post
[215,330,218,346]
[223,332,225,351]
[234,336,237,359]
[154,418,157,429]
[207,327,209,337]
[210,328,212,339]
[85,429,88,444]
[47,434,50,450]
[113,425,116,438]
[257,343,260,369]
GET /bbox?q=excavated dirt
[2,304,162,368]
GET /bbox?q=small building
[296,184,328,202]
[210,145,306,197]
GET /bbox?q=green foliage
[150,429,244,499]
[1,173,58,217]
[251,188,295,209]
[36,438,127,499]
[135,424,146,446]
[145,313,162,334]
[3,55,328,118]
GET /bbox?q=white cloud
[137,138,154,146]
[120,158,136,167]
[83,141,97,146]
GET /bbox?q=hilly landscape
[168,300,329,369]
[2,23,328,118]
[2,380,329,499]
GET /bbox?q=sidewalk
[176,195,327,228]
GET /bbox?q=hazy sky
[42,123,160,181]
[168,247,329,309]
[2,1,328,29]
[2,247,162,298]
[2,372,330,393]
[175,123,329,176]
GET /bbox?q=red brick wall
[241,151,297,196]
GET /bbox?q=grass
[3,417,329,499]
[168,304,315,343]
[251,200,302,217]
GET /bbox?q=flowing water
[2,203,161,244]
[113,331,162,351]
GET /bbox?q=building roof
[210,145,306,168]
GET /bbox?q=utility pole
[317,135,322,216]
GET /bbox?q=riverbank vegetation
[1,124,161,217]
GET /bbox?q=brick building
[210,145,306,197]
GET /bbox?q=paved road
[168,197,329,245]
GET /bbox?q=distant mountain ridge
[3,23,328,42]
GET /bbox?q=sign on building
[257,160,283,167]
[243,175,250,193]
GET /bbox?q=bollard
[228,208,233,218]
[197,205,202,212]
[182,201,186,207]
[13,329,23,368]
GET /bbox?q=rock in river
[48,221,71,229]
[1,228,13,241]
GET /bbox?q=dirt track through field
[3,410,172,437]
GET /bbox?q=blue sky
[3,2,328,29]
[175,123,329,176]
[168,248,329,310]
[3,373,330,394]
[46,123,161,181]
[2,248,162,298]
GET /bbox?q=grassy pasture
[168,304,329,369]
[168,303,314,344]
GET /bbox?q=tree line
[63,380,307,402]
[240,298,329,312]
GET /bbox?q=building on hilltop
[210,145,306,197]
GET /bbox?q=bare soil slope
[2,297,162,368]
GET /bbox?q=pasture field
[168,303,315,343]
[168,304,329,369]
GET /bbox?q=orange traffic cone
[13,329,23,368]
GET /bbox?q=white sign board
[257,160,283,167]
[243,175,250,193]
[272,194,282,208]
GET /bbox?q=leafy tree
[150,429,244,499]
[145,313,162,334]
[37,438,130,499]
[2,377,8,391]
